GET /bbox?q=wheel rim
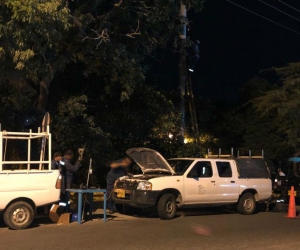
[166,200,174,214]
[244,199,253,211]
[12,207,29,226]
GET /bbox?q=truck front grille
[115,181,138,190]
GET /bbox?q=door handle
[211,181,215,183]
[231,181,235,183]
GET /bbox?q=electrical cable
[227,0,300,35]
[278,0,300,13]
[259,0,300,22]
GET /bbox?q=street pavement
[2,205,300,250]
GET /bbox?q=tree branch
[126,20,140,38]
[82,29,110,48]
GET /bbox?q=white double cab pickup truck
[0,124,60,229]
[113,148,272,219]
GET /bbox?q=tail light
[55,175,62,189]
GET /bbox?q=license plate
[288,190,297,196]
[116,189,125,198]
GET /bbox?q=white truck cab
[0,124,60,229]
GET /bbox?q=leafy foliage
[253,63,300,153]
[224,65,300,164]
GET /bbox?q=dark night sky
[187,0,300,101]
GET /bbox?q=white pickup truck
[112,148,272,219]
[0,125,60,229]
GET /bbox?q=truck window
[187,161,212,178]
[216,162,232,177]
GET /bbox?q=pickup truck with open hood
[112,148,272,219]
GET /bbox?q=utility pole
[178,2,187,144]
[186,73,200,144]
[178,2,200,145]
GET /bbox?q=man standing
[51,152,62,170]
[106,156,132,214]
[61,149,82,189]
[59,150,81,206]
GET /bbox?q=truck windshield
[167,159,194,175]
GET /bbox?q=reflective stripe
[58,201,70,206]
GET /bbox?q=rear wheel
[237,193,256,215]
[157,193,177,220]
[3,201,34,230]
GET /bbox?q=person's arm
[110,160,125,168]
[64,160,81,172]
[110,158,132,169]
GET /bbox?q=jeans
[106,183,116,211]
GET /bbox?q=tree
[0,0,205,128]
[197,76,285,161]
[210,66,300,165]
[70,0,206,100]
[252,63,300,159]
[0,0,72,123]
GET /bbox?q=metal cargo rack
[0,125,52,171]
[206,148,264,159]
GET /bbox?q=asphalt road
[1,207,300,250]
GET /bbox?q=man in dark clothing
[106,156,132,214]
[51,152,62,170]
[59,150,82,206]
[61,149,81,189]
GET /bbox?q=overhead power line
[278,0,300,13]
[226,0,300,35]
[259,0,300,22]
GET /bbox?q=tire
[3,201,34,230]
[157,193,177,220]
[237,193,256,215]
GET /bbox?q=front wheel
[237,193,256,215]
[157,193,177,220]
[3,201,34,230]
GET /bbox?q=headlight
[137,181,152,190]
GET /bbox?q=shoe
[108,209,118,214]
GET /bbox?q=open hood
[126,148,175,175]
